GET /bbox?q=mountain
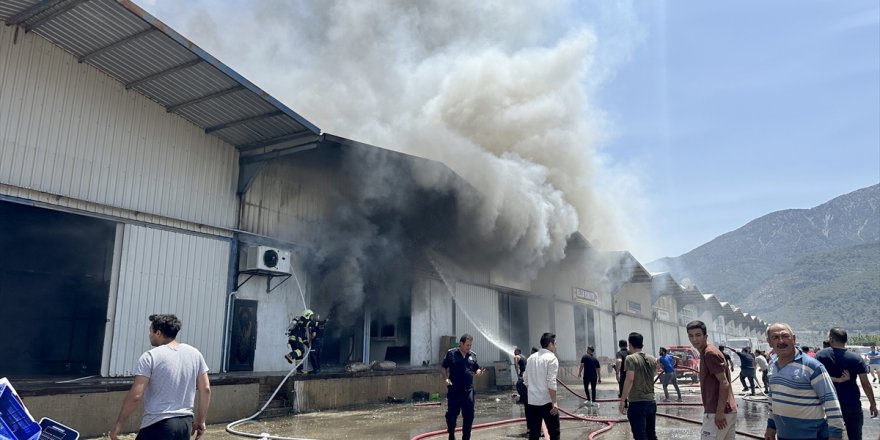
[649,183,880,332]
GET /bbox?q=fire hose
[225,346,316,440]
[558,379,766,439]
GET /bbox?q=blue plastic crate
[0,378,40,440]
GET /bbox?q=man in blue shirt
[816,327,878,440]
[440,334,483,440]
[764,322,844,440]
[656,347,681,401]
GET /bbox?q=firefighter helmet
[302,309,314,319]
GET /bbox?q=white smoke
[142,0,648,276]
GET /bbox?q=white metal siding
[528,297,551,351]
[554,302,576,362]
[240,158,335,242]
[108,224,229,376]
[596,310,615,360]
[654,322,681,349]
[233,250,311,373]
[454,283,502,364]
[0,25,238,229]
[410,277,455,365]
[616,315,654,355]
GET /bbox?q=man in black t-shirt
[816,327,878,440]
[578,346,601,403]
[441,334,483,440]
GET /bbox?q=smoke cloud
[141,0,647,283]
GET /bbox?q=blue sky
[597,1,880,261]
[139,1,879,264]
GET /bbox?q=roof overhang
[1,0,321,154]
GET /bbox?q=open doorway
[0,201,116,377]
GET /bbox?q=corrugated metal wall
[108,224,230,376]
[654,322,681,349]
[454,283,502,364]
[554,302,576,361]
[616,315,654,355]
[0,25,238,230]
[410,277,455,365]
[239,156,335,242]
[233,249,311,373]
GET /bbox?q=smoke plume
[141,0,646,292]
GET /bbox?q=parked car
[666,345,701,383]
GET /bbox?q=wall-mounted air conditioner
[239,245,291,275]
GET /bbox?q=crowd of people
[441,321,878,440]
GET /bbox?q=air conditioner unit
[239,245,291,275]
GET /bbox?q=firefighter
[284,309,315,370]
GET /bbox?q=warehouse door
[0,201,115,377]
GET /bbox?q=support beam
[236,132,320,152]
[166,85,244,113]
[79,28,155,63]
[23,0,90,32]
[5,0,65,26]
[237,161,266,195]
[205,110,283,134]
[125,58,201,90]
[239,143,317,165]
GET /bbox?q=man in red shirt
[687,320,737,439]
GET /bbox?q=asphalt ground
[88,370,880,439]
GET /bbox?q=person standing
[657,347,681,402]
[524,332,560,440]
[578,345,601,404]
[514,347,528,404]
[754,350,769,394]
[764,322,844,440]
[308,313,325,374]
[615,339,629,406]
[618,332,657,440]
[723,346,757,395]
[867,342,880,384]
[440,334,483,440]
[110,314,211,440]
[687,320,737,440]
[717,345,735,373]
[815,327,878,440]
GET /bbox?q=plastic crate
[0,378,40,440]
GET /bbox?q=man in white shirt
[524,332,559,440]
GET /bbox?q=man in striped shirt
[764,323,844,440]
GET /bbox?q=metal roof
[1,0,320,155]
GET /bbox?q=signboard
[679,307,695,321]
[572,287,598,306]
[627,300,642,315]
[656,309,670,321]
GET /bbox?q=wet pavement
[87,375,880,439]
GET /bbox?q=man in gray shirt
[111,314,211,440]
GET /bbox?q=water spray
[426,249,516,355]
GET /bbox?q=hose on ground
[225,346,315,440]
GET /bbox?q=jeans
[516,378,528,404]
[136,416,193,440]
[626,400,658,440]
[841,403,864,440]
[583,376,598,401]
[446,388,475,440]
[525,402,560,440]
[660,372,681,399]
[739,367,756,394]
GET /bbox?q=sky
[137,0,880,264]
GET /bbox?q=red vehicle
[665,346,700,383]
